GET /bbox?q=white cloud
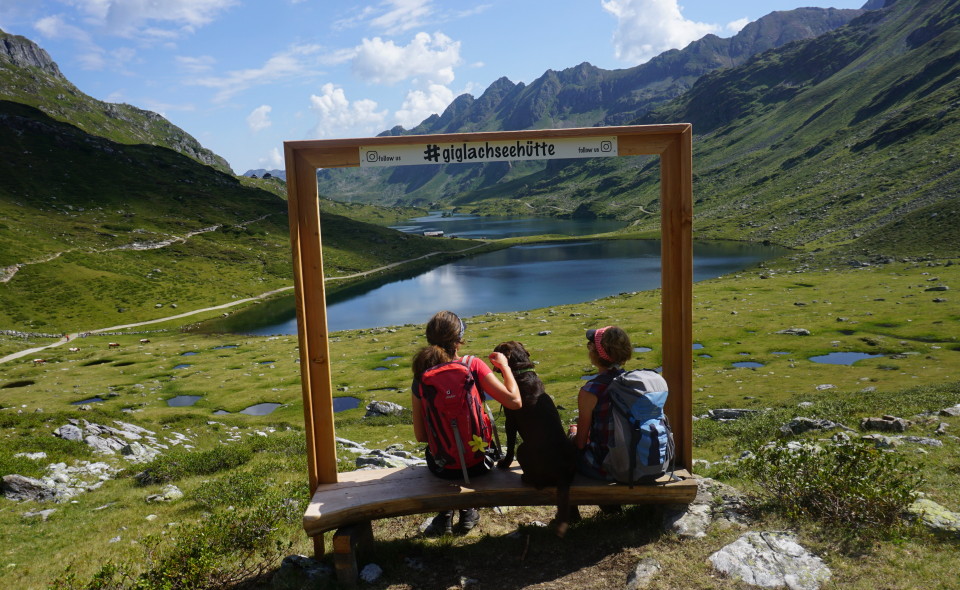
[369,0,433,35]
[188,44,324,102]
[71,0,238,37]
[394,83,453,128]
[247,105,273,133]
[351,32,460,86]
[34,14,91,42]
[335,0,434,35]
[309,83,387,138]
[601,0,719,64]
[260,147,284,169]
[726,18,750,34]
[176,55,216,74]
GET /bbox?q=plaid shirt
[581,366,625,475]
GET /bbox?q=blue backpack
[602,369,675,486]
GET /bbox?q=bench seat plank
[304,463,696,537]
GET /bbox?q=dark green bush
[51,489,302,589]
[739,438,923,539]
[134,444,253,485]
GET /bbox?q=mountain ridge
[318,6,866,204]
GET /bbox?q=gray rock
[777,328,811,336]
[709,408,759,421]
[359,563,382,583]
[907,498,960,538]
[364,401,404,418]
[23,508,57,521]
[709,531,831,589]
[860,416,908,432]
[780,417,842,436]
[900,436,943,447]
[13,451,47,460]
[146,484,183,503]
[84,435,125,454]
[2,475,58,502]
[55,424,84,441]
[861,434,901,448]
[271,554,334,590]
[940,404,960,417]
[664,503,711,538]
[626,557,662,590]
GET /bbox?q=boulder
[860,415,908,432]
[709,408,759,421]
[907,498,960,538]
[776,328,811,336]
[2,474,58,502]
[364,401,404,418]
[626,557,662,590]
[54,424,83,441]
[146,484,183,503]
[709,531,831,590]
[780,417,843,436]
[271,554,334,590]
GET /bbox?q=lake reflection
[238,239,787,335]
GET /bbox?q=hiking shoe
[457,508,480,532]
[423,511,453,537]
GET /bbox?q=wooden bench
[304,462,697,585]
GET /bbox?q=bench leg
[332,521,374,587]
[311,533,325,559]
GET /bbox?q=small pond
[168,395,202,407]
[2,380,34,389]
[240,402,283,416]
[772,351,791,355]
[334,396,361,412]
[698,354,712,358]
[809,352,885,365]
[181,351,199,356]
[633,347,652,353]
[72,396,105,405]
[692,343,704,350]
[212,345,238,350]
[384,356,403,361]
[173,364,191,370]
[732,361,765,369]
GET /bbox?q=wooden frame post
[284,124,694,501]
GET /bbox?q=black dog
[493,341,577,537]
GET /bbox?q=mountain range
[317,0,959,255]
[2,0,958,332]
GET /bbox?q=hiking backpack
[418,356,500,482]
[602,369,675,486]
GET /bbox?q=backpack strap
[451,418,471,484]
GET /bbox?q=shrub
[134,444,253,485]
[50,489,302,589]
[739,438,923,540]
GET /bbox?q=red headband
[593,326,612,362]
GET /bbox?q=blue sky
[0,0,866,174]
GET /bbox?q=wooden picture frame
[283,124,693,496]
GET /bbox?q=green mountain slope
[0,29,232,175]
[456,0,959,256]
[0,34,460,333]
[316,7,863,205]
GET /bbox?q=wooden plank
[286,147,339,488]
[332,522,373,587]
[303,465,696,537]
[285,124,691,152]
[659,126,694,471]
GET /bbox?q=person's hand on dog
[488,351,510,372]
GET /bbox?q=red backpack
[417,356,498,482]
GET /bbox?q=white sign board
[359,136,618,167]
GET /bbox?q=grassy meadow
[1,249,958,588]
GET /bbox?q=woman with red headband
[569,325,633,482]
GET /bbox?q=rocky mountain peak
[0,29,64,79]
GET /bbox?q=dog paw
[496,458,514,469]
